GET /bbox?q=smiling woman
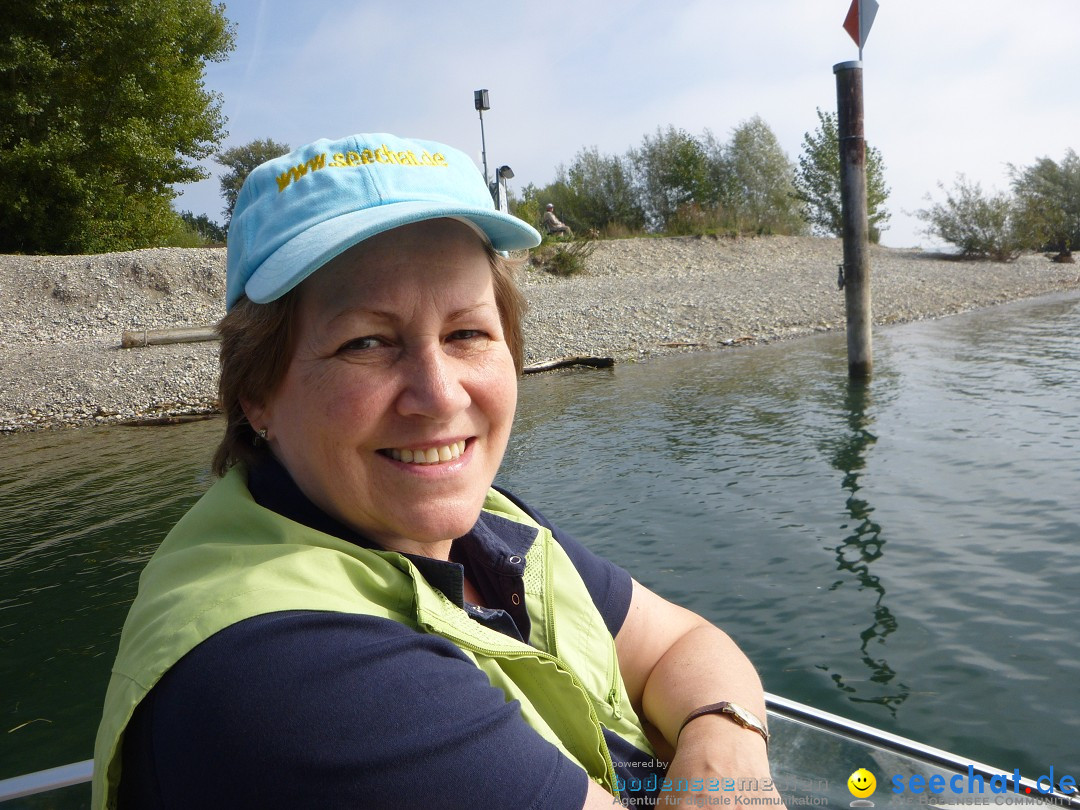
[90,132,784,810]
[241,219,519,554]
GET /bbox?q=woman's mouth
[381,440,467,465]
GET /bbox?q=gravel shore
[2,235,1077,433]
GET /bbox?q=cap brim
[244,202,541,305]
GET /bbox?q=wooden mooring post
[834,60,873,380]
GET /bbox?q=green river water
[2,290,1078,802]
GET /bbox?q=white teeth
[387,441,466,465]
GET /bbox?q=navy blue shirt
[118,458,662,809]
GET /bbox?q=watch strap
[678,701,770,748]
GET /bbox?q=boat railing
[0,758,91,804]
[767,693,1080,808]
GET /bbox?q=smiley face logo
[848,768,877,798]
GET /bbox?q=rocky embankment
[1,236,1077,433]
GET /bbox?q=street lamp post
[474,89,490,187]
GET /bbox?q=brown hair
[211,244,527,476]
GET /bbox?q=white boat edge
[0,758,92,803]
[767,693,1080,808]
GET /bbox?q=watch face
[729,704,754,726]
[727,703,767,737]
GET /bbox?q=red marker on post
[843,0,879,61]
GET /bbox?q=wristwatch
[678,701,770,748]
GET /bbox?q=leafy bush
[917,176,1023,261]
[509,188,543,233]
[160,214,213,248]
[794,108,891,241]
[531,238,597,276]
[1010,149,1080,255]
[178,211,227,244]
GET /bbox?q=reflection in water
[821,380,910,714]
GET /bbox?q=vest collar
[248,455,537,557]
[247,454,539,636]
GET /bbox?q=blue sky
[176,0,1080,249]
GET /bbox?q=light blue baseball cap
[225,132,541,310]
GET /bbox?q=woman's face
[247,219,517,556]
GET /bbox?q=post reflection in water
[821,379,909,714]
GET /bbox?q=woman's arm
[614,579,785,807]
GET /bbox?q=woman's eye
[338,336,383,352]
[447,329,486,342]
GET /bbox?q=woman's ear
[241,397,269,434]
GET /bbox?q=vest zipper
[607,639,624,720]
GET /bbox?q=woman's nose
[395,344,471,419]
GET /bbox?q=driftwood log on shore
[523,356,614,374]
[118,325,615,377]
[118,327,617,379]
[110,356,617,429]
[121,326,218,349]
[116,414,218,427]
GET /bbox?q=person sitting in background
[92,132,783,809]
[542,202,574,238]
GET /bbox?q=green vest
[92,466,653,808]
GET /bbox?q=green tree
[515,116,812,240]
[508,182,543,231]
[179,210,227,243]
[698,128,734,209]
[216,138,292,225]
[917,175,1022,261]
[562,147,644,234]
[0,0,235,254]
[793,108,891,242]
[511,178,576,235]
[1009,149,1080,255]
[722,116,806,236]
[629,126,710,230]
